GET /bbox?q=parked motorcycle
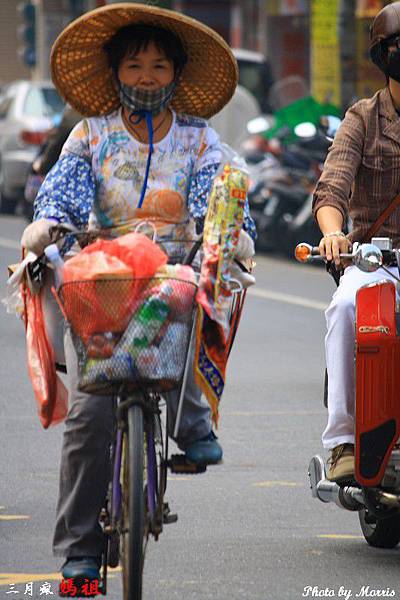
[243,121,325,254]
[296,238,400,548]
[243,102,342,256]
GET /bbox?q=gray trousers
[53,329,211,558]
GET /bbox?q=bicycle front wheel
[122,404,145,600]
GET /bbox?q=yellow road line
[0,574,60,586]
[0,515,30,521]
[253,481,301,488]
[0,568,121,587]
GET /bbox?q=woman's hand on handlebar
[21,218,60,256]
[21,219,78,255]
[318,231,352,267]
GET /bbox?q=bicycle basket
[57,275,198,394]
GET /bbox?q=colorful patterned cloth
[195,162,248,425]
[34,109,256,244]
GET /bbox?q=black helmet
[370,1,400,74]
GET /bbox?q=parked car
[209,49,274,151]
[232,48,274,114]
[22,105,82,221]
[209,84,260,151]
[0,80,64,213]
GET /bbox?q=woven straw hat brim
[50,2,238,119]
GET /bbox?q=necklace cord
[127,109,168,141]
[133,110,154,210]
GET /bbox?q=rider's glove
[21,218,59,255]
[235,229,255,260]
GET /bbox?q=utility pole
[33,0,72,80]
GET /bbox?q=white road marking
[226,410,325,417]
[248,287,327,311]
[318,534,364,540]
[0,236,20,250]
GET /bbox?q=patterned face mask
[118,80,177,116]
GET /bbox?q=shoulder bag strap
[360,193,400,243]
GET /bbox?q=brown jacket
[313,86,400,245]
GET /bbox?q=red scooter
[296,238,400,548]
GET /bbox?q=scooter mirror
[354,243,383,273]
[247,115,275,135]
[294,122,317,139]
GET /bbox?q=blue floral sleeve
[34,154,95,228]
[187,163,257,241]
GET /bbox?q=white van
[209,48,274,150]
[232,48,274,113]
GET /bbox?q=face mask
[118,80,177,116]
[388,48,400,82]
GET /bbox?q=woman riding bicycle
[20,2,256,585]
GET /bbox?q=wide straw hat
[50,2,239,119]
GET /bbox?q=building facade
[0,0,265,84]
[0,0,396,111]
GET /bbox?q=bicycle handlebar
[28,224,205,285]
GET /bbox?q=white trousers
[322,264,399,450]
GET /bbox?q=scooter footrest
[168,454,207,474]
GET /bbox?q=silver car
[0,80,64,213]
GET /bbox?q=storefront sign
[266,0,307,15]
[311,0,341,106]
[281,0,307,14]
[356,0,383,17]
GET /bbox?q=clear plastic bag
[2,252,37,316]
[196,144,249,330]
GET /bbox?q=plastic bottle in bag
[82,282,174,384]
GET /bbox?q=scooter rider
[313,2,400,483]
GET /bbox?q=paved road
[0,215,398,600]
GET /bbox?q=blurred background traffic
[0,0,392,256]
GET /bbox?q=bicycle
[29,225,247,599]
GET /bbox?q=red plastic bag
[110,232,168,276]
[66,233,168,279]
[23,283,68,429]
[61,232,168,340]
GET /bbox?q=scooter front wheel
[358,508,400,548]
